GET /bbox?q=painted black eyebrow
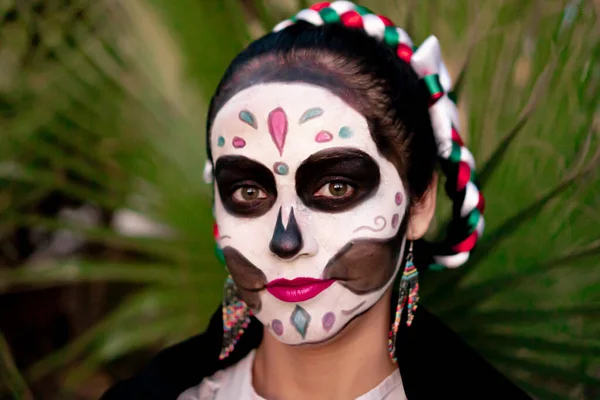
[295,147,381,184]
[215,155,275,182]
[215,155,276,188]
[295,147,381,212]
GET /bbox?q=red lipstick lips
[266,277,335,303]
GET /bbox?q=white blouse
[177,350,406,400]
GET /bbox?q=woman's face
[211,82,408,345]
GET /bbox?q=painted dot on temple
[322,312,335,332]
[273,162,289,176]
[392,213,400,228]
[217,136,225,147]
[271,319,284,336]
[395,192,403,205]
[315,130,333,143]
[339,126,354,139]
[232,136,246,148]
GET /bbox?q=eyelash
[313,180,356,198]
[232,186,267,202]
[230,181,268,202]
[313,176,355,190]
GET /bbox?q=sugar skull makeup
[211,83,408,345]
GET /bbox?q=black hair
[206,21,437,206]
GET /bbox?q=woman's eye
[232,186,267,202]
[314,181,355,198]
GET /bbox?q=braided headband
[208,1,485,270]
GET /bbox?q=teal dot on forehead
[339,126,354,138]
[273,162,289,175]
[217,136,225,147]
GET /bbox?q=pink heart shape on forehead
[268,107,288,156]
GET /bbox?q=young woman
[103,2,531,399]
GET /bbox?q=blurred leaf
[477,54,557,188]
[510,378,572,400]
[438,240,600,317]
[0,259,223,293]
[144,0,252,98]
[467,333,600,357]
[482,349,600,387]
[251,0,277,32]
[26,285,220,381]
[453,306,600,328]
[0,331,32,399]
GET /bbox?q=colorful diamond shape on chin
[290,305,311,339]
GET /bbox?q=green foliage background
[0,0,599,399]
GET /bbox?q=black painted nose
[269,208,303,259]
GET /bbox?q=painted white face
[211,83,407,345]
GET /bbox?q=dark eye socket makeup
[215,155,277,217]
[215,149,380,217]
[296,148,380,212]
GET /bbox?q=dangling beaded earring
[401,242,420,327]
[213,216,252,360]
[219,275,252,360]
[388,240,420,363]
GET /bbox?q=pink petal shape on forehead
[315,130,333,143]
[268,107,288,156]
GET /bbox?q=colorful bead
[423,74,443,105]
[310,2,331,11]
[340,10,363,28]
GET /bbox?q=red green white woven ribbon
[273,1,485,270]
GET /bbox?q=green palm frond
[0,330,32,399]
[1,0,599,399]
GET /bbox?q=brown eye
[314,181,355,198]
[232,186,267,202]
